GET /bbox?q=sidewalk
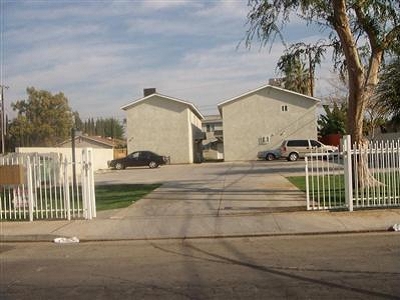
[2,206,400,242]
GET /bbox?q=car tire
[115,163,125,170]
[265,153,275,161]
[288,152,299,161]
[149,161,158,169]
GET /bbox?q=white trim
[217,84,320,114]
[121,93,204,120]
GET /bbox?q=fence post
[342,135,353,211]
[26,156,34,222]
[81,148,96,220]
[87,148,96,218]
[81,149,88,219]
[63,158,71,221]
[305,156,310,210]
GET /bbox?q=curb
[1,234,60,242]
[1,229,397,243]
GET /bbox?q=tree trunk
[308,52,314,97]
[332,0,364,143]
[332,0,383,189]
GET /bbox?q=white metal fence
[0,148,96,221]
[305,136,400,211]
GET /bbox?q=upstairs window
[206,124,215,132]
[258,136,270,145]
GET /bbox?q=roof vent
[143,88,156,97]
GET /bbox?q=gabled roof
[121,93,204,120]
[81,135,126,147]
[217,84,321,114]
[58,135,126,148]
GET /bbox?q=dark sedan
[108,151,167,170]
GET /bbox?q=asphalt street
[1,233,400,299]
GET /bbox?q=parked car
[280,139,338,161]
[257,149,281,161]
[108,151,167,169]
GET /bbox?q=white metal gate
[0,148,96,221]
[305,135,400,211]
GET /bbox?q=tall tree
[82,117,124,139]
[103,118,124,139]
[8,87,73,147]
[375,55,400,129]
[72,111,84,132]
[277,52,310,95]
[245,0,400,145]
[278,41,327,96]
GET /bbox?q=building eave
[121,93,204,120]
[217,84,321,115]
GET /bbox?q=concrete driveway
[95,160,307,219]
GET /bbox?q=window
[287,140,309,147]
[281,105,288,112]
[258,136,270,145]
[310,140,322,148]
[140,151,150,159]
[206,124,215,132]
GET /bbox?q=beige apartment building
[218,85,319,161]
[121,89,204,164]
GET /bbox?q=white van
[280,139,338,161]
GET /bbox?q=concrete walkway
[1,162,400,242]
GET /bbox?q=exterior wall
[16,147,113,172]
[125,95,199,164]
[222,88,318,161]
[189,110,204,163]
[369,132,400,142]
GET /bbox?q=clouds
[3,0,332,120]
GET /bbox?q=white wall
[16,147,113,172]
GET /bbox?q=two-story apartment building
[121,89,204,164]
[218,85,319,161]
[202,115,223,160]
[121,85,319,163]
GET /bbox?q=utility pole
[71,114,77,192]
[0,85,9,155]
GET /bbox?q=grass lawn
[95,184,161,211]
[287,172,400,208]
[287,176,307,192]
[287,175,346,206]
[287,175,345,193]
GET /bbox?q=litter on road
[53,237,80,244]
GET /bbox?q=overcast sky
[1,0,337,121]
